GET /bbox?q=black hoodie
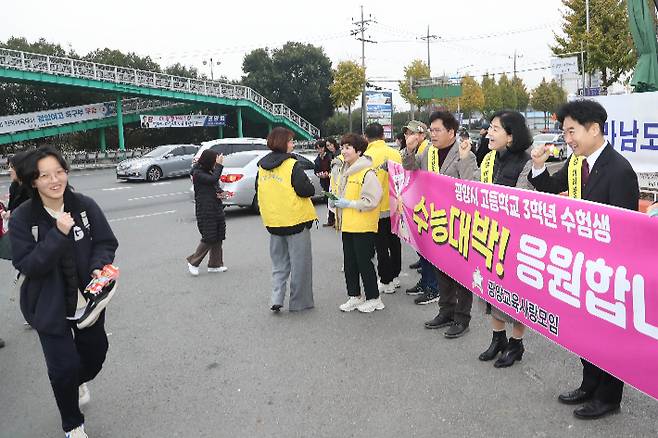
[256,152,316,236]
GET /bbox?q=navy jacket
[9,189,118,335]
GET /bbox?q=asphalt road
[1,166,657,438]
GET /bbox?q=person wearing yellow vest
[256,127,317,313]
[402,111,475,339]
[364,123,403,294]
[457,111,534,369]
[332,133,383,313]
[529,100,639,420]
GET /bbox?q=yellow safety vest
[340,167,380,233]
[481,150,496,184]
[418,139,429,155]
[365,140,402,213]
[257,158,318,227]
[567,154,585,199]
[427,145,442,174]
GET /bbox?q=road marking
[127,191,188,201]
[102,186,134,191]
[151,181,172,186]
[108,210,176,222]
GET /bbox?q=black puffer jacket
[191,164,226,243]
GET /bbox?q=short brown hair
[340,133,368,155]
[267,127,293,153]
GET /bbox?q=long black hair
[197,148,218,172]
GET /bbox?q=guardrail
[0,48,320,138]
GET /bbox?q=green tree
[511,76,530,111]
[552,0,636,88]
[531,78,566,128]
[84,48,162,72]
[241,42,334,127]
[330,61,366,132]
[165,63,200,79]
[399,60,431,109]
[498,74,517,110]
[460,76,485,118]
[481,74,502,118]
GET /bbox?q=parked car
[116,144,199,181]
[192,137,269,163]
[532,133,569,161]
[189,150,324,213]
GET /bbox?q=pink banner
[388,162,658,400]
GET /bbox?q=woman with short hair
[257,127,317,312]
[10,146,118,438]
[458,110,534,367]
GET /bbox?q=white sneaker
[65,424,88,438]
[392,277,401,288]
[78,383,90,407]
[187,263,199,276]
[378,281,396,294]
[339,296,365,312]
[208,266,228,273]
[356,297,385,313]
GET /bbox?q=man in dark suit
[528,99,639,420]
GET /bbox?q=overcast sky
[3,0,567,111]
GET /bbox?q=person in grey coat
[402,111,475,339]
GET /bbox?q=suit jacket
[528,143,639,211]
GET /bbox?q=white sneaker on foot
[78,383,90,407]
[356,297,385,313]
[187,263,199,276]
[339,296,365,312]
[208,266,228,273]
[378,281,396,294]
[392,277,401,288]
[65,424,88,438]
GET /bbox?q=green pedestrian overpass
[0,48,320,149]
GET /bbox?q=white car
[190,150,324,212]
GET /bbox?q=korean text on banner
[388,162,658,401]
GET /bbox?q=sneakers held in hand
[77,265,119,330]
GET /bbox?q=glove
[328,198,336,209]
[335,198,354,209]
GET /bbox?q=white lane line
[127,191,188,201]
[108,210,176,223]
[151,182,172,185]
[102,186,134,191]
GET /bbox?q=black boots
[479,330,508,361]
[494,337,524,368]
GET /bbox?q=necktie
[581,158,590,187]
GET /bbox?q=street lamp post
[203,58,221,81]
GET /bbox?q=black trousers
[580,358,624,404]
[434,268,473,324]
[37,312,108,432]
[320,178,335,225]
[374,217,401,284]
[342,232,379,300]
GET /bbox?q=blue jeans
[419,256,438,291]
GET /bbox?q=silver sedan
[117,144,199,182]
[190,150,323,212]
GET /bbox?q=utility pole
[351,5,376,133]
[419,25,438,75]
[585,0,591,89]
[203,58,221,81]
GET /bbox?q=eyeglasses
[37,169,68,182]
